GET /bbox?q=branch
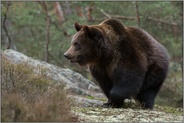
[100,9,111,18]
[111,15,135,20]
[2,2,12,49]
[99,9,135,20]
[99,9,179,27]
[147,17,179,26]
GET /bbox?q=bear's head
[64,22,104,66]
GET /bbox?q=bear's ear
[83,26,90,35]
[83,26,103,41]
[74,22,83,31]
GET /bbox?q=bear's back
[127,26,169,68]
[99,19,169,68]
[100,19,125,34]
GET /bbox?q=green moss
[154,105,183,115]
[86,95,95,99]
[86,95,106,102]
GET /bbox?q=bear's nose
[64,53,70,59]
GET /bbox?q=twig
[100,9,111,18]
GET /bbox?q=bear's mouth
[69,55,82,63]
[69,59,78,63]
[69,55,87,66]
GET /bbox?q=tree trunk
[3,2,12,49]
[54,2,65,24]
[135,1,140,28]
[76,6,84,17]
[38,1,50,62]
[65,1,72,16]
[86,6,93,21]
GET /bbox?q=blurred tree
[38,1,51,62]
[1,1,182,67]
[135,1,140,27]
[2,1,13,49]
[54,2,65,24]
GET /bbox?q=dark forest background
[1,1,183,108]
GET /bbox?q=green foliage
[1,1,183,108]
[1,1,182,62]
[1,56,78,122]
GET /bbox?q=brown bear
[64,19,169,109]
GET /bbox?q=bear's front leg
[102,98,123,108]
[108,85,128,108]
[102,96,125,108]
[89,65,113,105]
[103,99,112,107]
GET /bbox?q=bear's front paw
[103,102,111,107]
[103,102,122,108]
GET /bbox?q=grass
[1,55,78,122]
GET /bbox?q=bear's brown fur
[64,19,169,109]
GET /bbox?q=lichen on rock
[1,49,183,122]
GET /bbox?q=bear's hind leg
[138,65,168,109]
[109,69,145,108]
[137,89,157,109]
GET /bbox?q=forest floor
[72,107,183,122]
[69,94,183,122]
[71,99,183,122]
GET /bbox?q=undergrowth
[1,55,78,122]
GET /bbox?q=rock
[1,49,105,105]
[2,49,183,122]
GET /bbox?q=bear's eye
[73,42,81,50]
[74,42,78,46]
